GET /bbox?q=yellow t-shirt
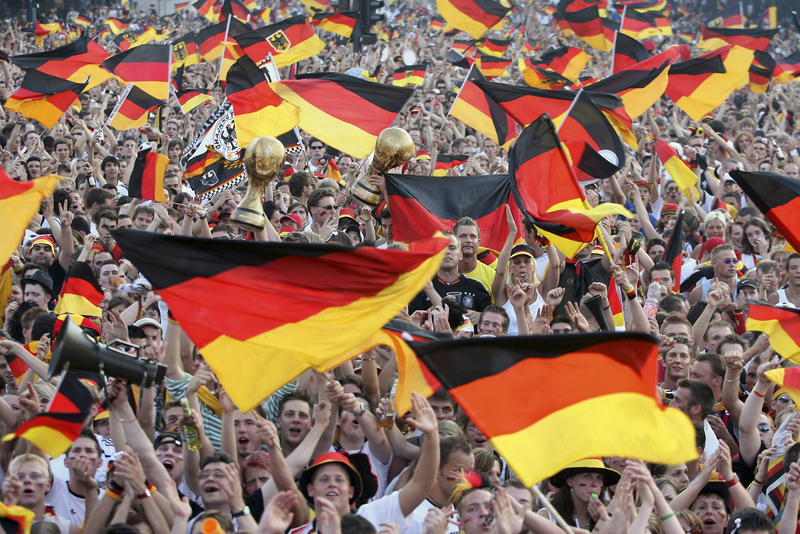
[464,261,496,301]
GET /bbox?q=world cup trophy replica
[350,127,416,207]
[230,136,286,232]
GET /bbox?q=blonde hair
[703,210,727,228]
[9,453,49,476]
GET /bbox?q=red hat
[702,237,727,253]
[661,203,679,216]
[30,235,56,253]
[298,452,377,505]
[280,213,302,227]
[415,149,430,160]
[642,40,655,51]
[338,208,358,223]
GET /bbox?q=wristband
[659,512,676,521]
[724,475,739,488]
[625,286,637,300]
[753,477,766,486]
[752,389,766,398]
[105,487,122,501]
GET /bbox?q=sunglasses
[716,258,736,265]
[317,205,335,211]
[757,423,773,432]
[310,145,324,150]
[777,395,793,403]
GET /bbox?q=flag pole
[610,30,618,73]
[556,87,583,135]
[530,485,575,534]
[216,16,232,82]
[739,2,744,27]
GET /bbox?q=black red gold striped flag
[235,15,324,68]
[553,10,575,36]
[219,0,254,23]
[706,4,743,28]
[171,32,200,71]
[697,25,777,52]
[113,27,157,51]
[766,366,800,407]
[430,17,445,32]
[746,302,800,364]
[72,14,91,26]
[54,262,104,317]
[106,17,132,34]
[384,173,525,253]
[653,139,699,199]
[518,58,573,89]
[0,261,11,328]
[660,210,684,293]
[563,6,617,51]
[729,170,800,254]
[452,39,477,55]
[0,170,60,264]
[477,37,511,57]
[177,88,212,113]
[450,66,518,150]
[4,71,88,129]
[175,1,189,11]
[537,45,592,83]
[613,31,650,73]
[448,49,476,69]
[9,37,111,91]
[311,11,359,38]
[666,45,754,122]
[226,56,300,147]
[749,50,775,94]
[558,0,609,15]
[193,0,219,21]
[434,154,470,176]
[112,230,448,412]
[392,65,428,87]
[0,502,34,534]
[270,72,413,158]
[413,332,697,486]
[129,150,169,202]
[522,39,541,53]
[195,18,249,77]
[436,0,510,39]
[107,84,163,130]
[773,52,800,84]
[101,44,170,101]
[298,0,332,14]
[477,54,511,78]
[3,370,93,458]
[620,8,672,39]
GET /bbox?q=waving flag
[613,32,650,73]
[773,52,800,84]
[766,366,800,406]
[436,0,510,39]
[477,54,511,78]
[729,170,800,253]
[697,26,777,52]
[434,154,470,176]
[311,11,359,38]
[706,4,744,28]
[477,37,511,57]
[563,6,617,51]
[414,333,696,486]
[661,210,684,293]
[106,17,132,34]
[449,65,518,150]
[620,9,672,38]
[0,170,60,265]
[235,15,324,68]
[106,84,164,130]
[653,140,699,200]
[101,44,170,101]
[519,58,574,89]
[392,65,428,87]
[4,71,87,129]
[54,263,104,317]
[113,231,448,412]
[537,45,592,83]
[171,32,200,71]
[749,51,775,94]
[113,27,157,50]
[9,37,110,91]
[176,88,212,113]
[747,303,800,364]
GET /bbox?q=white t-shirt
[47,476,101,527]
[289,492,416,534]
[331,441,392,501]
[50,434,116,487]
[409,499,459,534]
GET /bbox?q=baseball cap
[510,244,535,258]
[133,318,162,331]
[702,237,727,253]
[154,431,183,450]
[736,278,758,292]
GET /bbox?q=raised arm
[397,393,440,516]
[739,361,779,467]
[492,205,516,306]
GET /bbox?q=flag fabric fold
[729,170,800,253]
[101,44,170,101]
[54,262,105,317]
[436,0,510,39]
[746,302,800,364]
[311,11,359,38]
[234,15,324,68]
[653,140,699,200]
[128,150,169,202]
[4,71,88,129]
[0,170,60,264]
[613,32,650,73]
[9,37,111,91]
[697,26,777,52]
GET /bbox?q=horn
[48,316,167,388]
[350,127,415,207]
[230,136,286,232]
[583,295,611,332]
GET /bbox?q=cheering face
[466,421,490,450]
[510,255,533,284]
[692,494,728,534]
[567,472,604,504]
[15,461,50,508]
[156,442,184,482]
[234,411,262,456]
[307,464,354,511]
[338,411,364,443]
[199,462,231,507]
[278,400,312,448]
[459,489,494,534]
[437,449,475,496]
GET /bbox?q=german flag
[518,58,573,89]
[477,54,511,78]
[553,10,575,37]
[3,370,93,458]
[4,71,87,130]
[107,85,163,131]
[746,302,800,364]
[193,0,219,21]
[729,170,800,253]
[226,56,300,147]
[175,1,189,11]
[558,0,609,15]
[452,39,477,55]
[52,313,101,339]
[621,9,672,39]
[450,66,518,150]
[0,503,34,534]
[537,45,592,83]
[697,26,777,52]
[270,72,413,159]
[679,31,696,42]
[112,230,447,412]
[613,31,650,73]
[563,6,616,52]
[0,170,60,265]
[384,172,525,253]
[653,140,699,200]
[253,7,271,22]
[706,4,743,28]
[665,45,754,122]
[219,0,254,23]
[171,32,200,71]
[72,14,91,26]
[477,37,511,57]
[590,47,677,118]
[53,263,104,318]
[614,0,665,11]
[129,150,169,202]
[234,16,324,68]
[98,28,111,41]
[413,332,697,486]
[106,17,132,34]
[434,154,470,176]
[101,44,170,101]
[661,209,684,293]
[195,19,249,79]
[436,0,510,39]
[392,65,427,87]
[773,52,800,84]
[749,50,775,94]
[0,262,11,328]
[177,88,212,113]
[430,17,445,32]
[113,27,157,51]
[765,366,800,406]
[9,37,111,91]
[311,11,359,38]
[522,39,541,53]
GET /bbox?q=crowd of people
[0,0,800,533]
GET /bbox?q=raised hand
[406,392,437,435]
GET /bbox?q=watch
[233,506,251,518]
[354,401,367,419]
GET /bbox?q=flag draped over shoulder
[270,73,413,159]
[226,56,300,147]
[746,302,800,364]
[54,262,104,317]
[9,37,111,91]
[653,140,699,200]
[436,0,510,39]
[385,172,525,253]
[665,45,753,122]
[413,332,697,486]
[4,71,88,129]
[0,171,60,264]
[101,45,170,101]
[112,231,448,412]
[129,150,169,202]
[729,170,800,253]
[234,15,324,68]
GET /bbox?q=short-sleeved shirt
[47,477,101,527]
[289,492,414,534]
[408,274,492,313]
[463,262,496,300]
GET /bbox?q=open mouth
[162,459,174,473]
[238,437,250,448]
[288,427,302,438]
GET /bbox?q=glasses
[716,258,736,265]
[317,205,335,211]
[777,395,793,403]
[757,423,773,432]
[310,145,324,150]
[17,472,44,482]
[199,469,226,481]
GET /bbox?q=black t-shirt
[556,258,611,316]
[408,274,492,313]
[48,259,67,297]
[245,489,266,522]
